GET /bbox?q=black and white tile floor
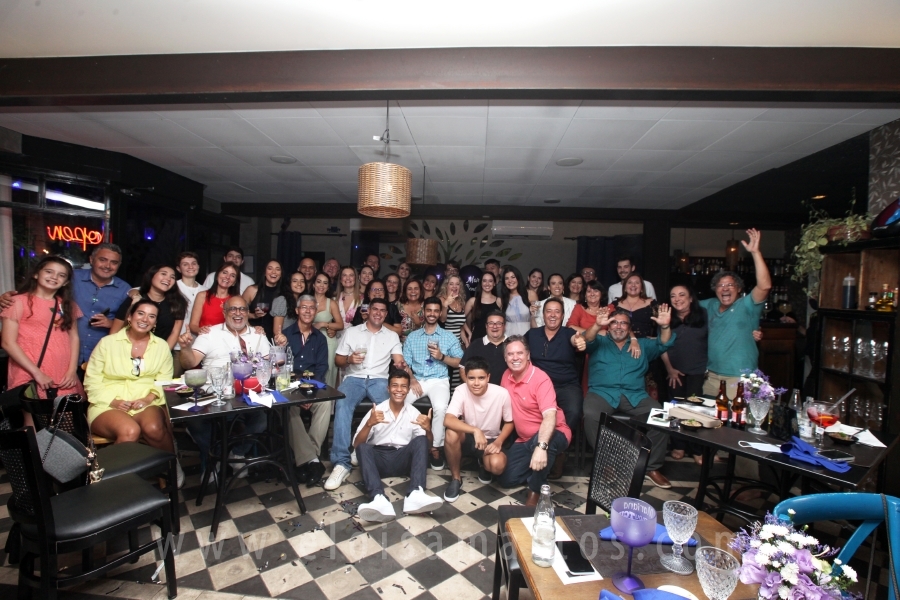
[0,454,889,599]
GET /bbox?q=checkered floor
[0,451,890,599]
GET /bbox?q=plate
[702,399,717,408]
[658,586,699,600]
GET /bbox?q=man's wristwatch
[537,441,549,451]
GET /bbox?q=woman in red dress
[189,262,239,334]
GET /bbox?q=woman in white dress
[500,265,532,337]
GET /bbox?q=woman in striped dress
[439,275,467,390]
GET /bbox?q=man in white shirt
[201,246,255,294]
[530,273,576,327]
[173,251,203,376]
[354,370,443,521]
[607,256,656,302]
[442,357,514,502]
[325,298,404,490]
[178,295,269,476]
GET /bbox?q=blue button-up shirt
[403,325,464,380]
[586,333,675,408]
[72,269,131,364]
[283,323,329,383]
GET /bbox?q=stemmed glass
[695,547,740,600]
[184,368,208,413]
[208,366,228,407]
[610,497,657,594]
[255,358,272,391]
[747,397,771,435]
[232,361,253,396]
[660,501,697,575]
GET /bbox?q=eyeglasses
[225,306,249,314]
[370,288,385,293]
[609,320,630,327]
[131,357,142,376]
[487,321,504,327]
[716,283,736,289]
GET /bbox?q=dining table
[505,510,757,600]
[165,382,345,541]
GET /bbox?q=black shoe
[444,479,462,502]
[295,462,310,484]
[429,450,445,471]
[306,461,326,487]
[478,461,493,484]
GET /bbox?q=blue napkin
[301,378,327,389]
[600,591,625,600]
[633,589,697,600]
[242,390,290,406]
[780,436,852,473]
[599,523,697,546]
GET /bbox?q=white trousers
[405,378,450,448]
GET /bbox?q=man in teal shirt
[699,229,772,399]
[583,305,674,488]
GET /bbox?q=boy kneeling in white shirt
[354,370,443,522]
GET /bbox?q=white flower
[771,561,781,568]
[759,528,775,540]
[755,552,771,566]
[778,585,790,599]
[787,509,796,516]
[750,539,762,548]
[758,543,776,558]
[841,565,857,582]
[769,525,789,537]
[780,563,799,585]
[776,541,796,555]
[833,559,841,565]
[803,535,818,547]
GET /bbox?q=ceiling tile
[154,104,236,119]
[311,100,400,117]
[350,144,424,170]
[427,182,484,195]
[205,166,280,181]
[665,104,768,121]
[222,145,292,167]
[753,108,864,123]
[0,107,83,121]
[528,184,588,199]
[484,147,554,169]
[119,147,190,167]
[484,168,541,184]
[589,169,662,187]
[165,166,228,182]
[703,172,753,188]
[842,108,900,125]
[425,168,485,183]
[707,121,828,152]
[631,187,685,201]
[398,100,488,117]
[72,105,165,120]
[574,101,675,120]
[424,194,484,205]
[322,116,413,147]
[647,171,721,188]
[557,119,656,149]
[486,118,571,148]
[174,117,276,146]
[611,150,694,171]
[481,194,529,205]
[330,181,358,196]
[103,118,211,147]
[671,151,763,173]
[780,122,876,154]
[633,120,743,151]
[487,100,581,118]
[312,166,364,181]
[42,120,146,148]
[483,183,535,196]
[579,186,640,199]
[549,148,623,170]
[254,166,324,181]
[161,146,249,167]
[734,152,806,174]
[416,146,485,168]
[405,117,487,146]
[536,168,603,186]
[244,118,346,146]
[0,120,79,144]
[282,146,362,166]
[227,102,317,118]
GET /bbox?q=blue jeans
[497,430,568,493]
[329,376,389,470]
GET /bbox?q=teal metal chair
[773,493,900,600]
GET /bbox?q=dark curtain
[277,231,303,275]
[576,234,644,290]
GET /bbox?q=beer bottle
[731,382,746,429]
[715,380,729,422]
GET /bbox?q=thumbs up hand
[367,401,386,427]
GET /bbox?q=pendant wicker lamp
[357,101,412,219]
[406,238,439,266]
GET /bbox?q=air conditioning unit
[491,220,554,240]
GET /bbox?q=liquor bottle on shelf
[731,382,746,429]
[875,283,895,312]
[715,380,729,422]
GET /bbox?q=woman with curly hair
[111,264,187,349]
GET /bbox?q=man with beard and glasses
[583,305,674,488]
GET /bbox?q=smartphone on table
[556,540,593,573]
[817,449,854,463]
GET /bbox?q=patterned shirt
[403,325,464,380]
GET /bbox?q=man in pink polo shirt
[498,335,571,506]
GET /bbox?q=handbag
[0,298,59,411]
[768,403,798,442]
[35,393,103,484]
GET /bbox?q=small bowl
[299,383,316,398]
[302,371,314,380]
[827,432,858,446]
[175,387,195,397]
[679,419,704,431]
[684,395,705,405]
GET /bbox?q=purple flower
[758,571,782,599]
[739,552,767,584]
[790,574,827,600]
[795,549,816,573]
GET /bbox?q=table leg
[281,406,306,514]
[694,445,712,509]
[209,415,229,542]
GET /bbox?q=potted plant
[790,197,871,296]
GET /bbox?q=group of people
[0,228,772,517]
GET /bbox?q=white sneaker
[176,461,185,489]
[357,494,396,522]
[403,486,442,514]
[350,450,358,466]
[229,452,248,479]
[324,464,351,491]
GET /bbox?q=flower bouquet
[729,511,859,599]
[740,369,787,434]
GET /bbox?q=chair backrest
[20,394,89,444]
[0,426,56,538]
[586,412,651,514]
[774,492,900,600]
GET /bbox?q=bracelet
[659,325,670,330]
[439,352,444,361]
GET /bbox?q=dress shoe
[294,462,310,484]
[644,470,671,489]
[525,491,540,507]
[306,461,326,487]
[548,452,566,480]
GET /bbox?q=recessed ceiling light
[555,158,583,167]
[544,199,561,204]
[729,222,739,225]
[270,155,297,164]
[811,195,826,200]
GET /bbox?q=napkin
[301,378,327,389]
[601,589,690,600]
[780,436,852,472]
[599,524,697,546]
[245,390,273,408]
[824,421,863,436]
[854,430,886,448]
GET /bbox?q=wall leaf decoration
[383,219,520,272]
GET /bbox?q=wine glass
[610,497,657,594]
[747,397,771,435]
[426,340,438,365]
[660,501,698,575]
[695,547,740,600]
[255,358,272,391]
[207,366,228,407]
[231,361,253,396]
[255,301,270,315]
[184,368,208,413]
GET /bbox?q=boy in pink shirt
[442,357,514,502]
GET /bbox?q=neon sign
[46,225,103,251]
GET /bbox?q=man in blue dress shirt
[72,244,131,367]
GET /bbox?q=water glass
[426,340,438,365]
[208,366,228,406]
[661,501,698,575]
[695,547,740,600]
[255,358,272,390]
[747,397,770,435]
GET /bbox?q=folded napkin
[243,390,290,407]
[669,405,722,429]
[302,378,327,389]
[780,436,852,473]
[601,589,689,600]
[599,523,697,546]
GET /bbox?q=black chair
[0,427,177,600]
[491,412,652,600]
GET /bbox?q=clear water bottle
[531,484,555,567]
[222,361,235,398]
